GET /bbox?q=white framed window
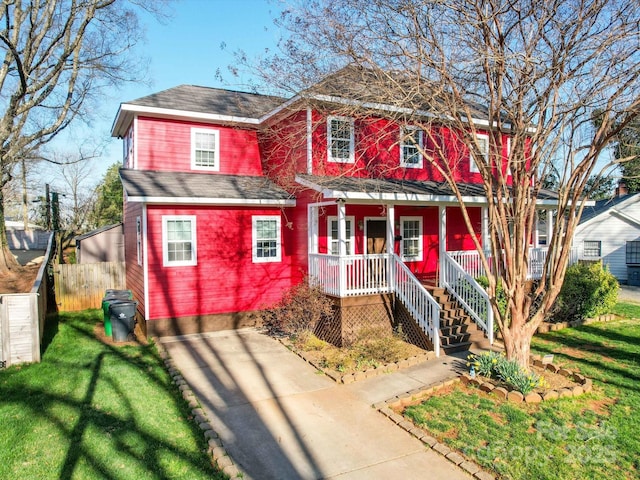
[401,216,423,262]
[583,240,602,258]
[400,126,423,168]
[328,116,355,163]
[136,216,142,266]
[470,133,489,173]
[252,216,282,263]
[162,216,197,267]
[328,216,355,255]
[191,128,220,171]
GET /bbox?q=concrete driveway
[160,329,475,480]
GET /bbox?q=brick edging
[277,336,435,383]
[459,355,593,403]
[376,377,496,480]
[153,337,244,479]
[537,313,621,334]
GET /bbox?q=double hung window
[252,216,282,262]
[163,216,197,266]
[328,116,355,163]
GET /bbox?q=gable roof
[75,223,122,242]
[120,169,295,206]
[578,193,640,226]
[296,174,559,205]
[111,85,286,137]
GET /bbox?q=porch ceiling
[296,174,560,206]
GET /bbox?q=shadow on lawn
[1,312,220,480]
[534,325,640,392]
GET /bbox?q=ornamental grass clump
[467,352,544,395]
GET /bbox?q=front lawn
[403,317,640,480]
[0,310,223,480]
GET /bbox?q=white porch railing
[447,246,580,281]
[308,252,440,355]
[442,252,494,344]
[391,254,440,357]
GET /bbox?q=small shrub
[467,351,502,377]
[261,278,334,336]
[468,351,543,395]
[553,262,618,322]
[476,275,508,319]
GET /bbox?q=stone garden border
[277,336,435,384]
[536,313,621,334]
[152,337,244,479]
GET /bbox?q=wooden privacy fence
[53,262,126,311]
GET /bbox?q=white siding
[574,200,640,282]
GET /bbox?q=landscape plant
[467,351,543,395]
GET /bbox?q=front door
[366,220,387,254]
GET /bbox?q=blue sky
[52,0,283,187]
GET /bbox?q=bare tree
[240,0,640,368]
[0,0,169,272]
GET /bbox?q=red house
[111,68,559,355]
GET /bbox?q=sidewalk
[160,329,475,480]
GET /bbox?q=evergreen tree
[89,164,122,227]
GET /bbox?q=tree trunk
[0,188,22,273]
[502,324,532,371]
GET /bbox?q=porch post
[308,204,319,254]
[337,199,347,295]
[546,209,554,246]
[439,205,447,287]
[481,206,489,251]
[533,210,540,247]
[386,204,395,291]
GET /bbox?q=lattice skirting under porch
[393,300,434,351]
[315,294,394,347]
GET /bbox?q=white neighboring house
[5,220,49,250]
[574,192,640,284]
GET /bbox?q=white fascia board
[112,104,261,137]
[127,196,296,206]
[610,209,640,228]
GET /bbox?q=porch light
[357,219,364,231]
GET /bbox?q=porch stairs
[427,286,491,355]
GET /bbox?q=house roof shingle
[579,193,640,224]
[126,85,286,119]
[119,169,295,205]
[296,174,559,204]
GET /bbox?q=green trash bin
[102,292,130,337]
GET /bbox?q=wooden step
[441,341,472,355]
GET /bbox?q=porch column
[439,205,447,287]
[386,204,395,255]
[533,210,540,247]
[337,199,347,295]
[546,209,554,246]
[308,204,319,254]
[481,206,489,251]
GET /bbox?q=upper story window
[328,216,355,255]
[470,133,489,174]
[191,128,220,171]
[252,216,282,263]
[328,116,355,163]
[401,216,423,262]
[400,126,423,168]
[136,216,142,266]
[162,216,197,267]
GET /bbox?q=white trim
[470,132,489,174]
[610,209,640,228]
[142,204,149,321]
[125,196,296,206]
[327,215,355,255]
[136,216,142,266]
[191,127,220,171]
[400,216,423,262]
[327,115,355,163]
[252,215,282,263]
[306,108,313,174]
[400,126,424,169]
[162,215,197,267]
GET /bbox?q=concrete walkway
[161,330,475,480]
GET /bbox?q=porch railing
[447,246,580,281]
[391,254,440,356]
[308,252,440,355]
[442,252,494,344]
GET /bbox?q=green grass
[0,310,224,480]
[611,300,640,319]
[404,316,640,480]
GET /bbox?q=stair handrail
[390,254,441,357]
[442,252,494,345]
